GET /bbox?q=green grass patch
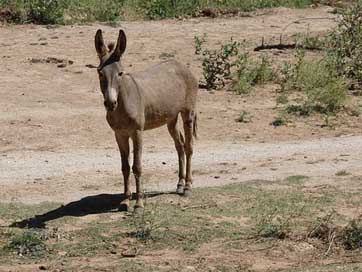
[232,53,275,94]
[341,219,362,250]
[236,110,252,123]
[2,230,47,258]
[271,115,288,126]
[0,179,360,269]
[279,50,349,122]
[335,170,351,176]
[285,263,362,272]
[0,202,60,223]
[285,175,309,185]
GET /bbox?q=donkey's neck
[106,74,144,131]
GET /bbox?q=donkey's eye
[118,72,123,77]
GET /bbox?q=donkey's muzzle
[104,100,117,112]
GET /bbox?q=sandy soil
[1,6,361,204]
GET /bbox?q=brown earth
[1,6,362,271]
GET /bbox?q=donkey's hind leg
[167,116,186,195]
[181,110,195,197]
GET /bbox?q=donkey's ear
[113,29,127,60]
[95,29,107,58]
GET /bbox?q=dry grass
[1,177,362,271]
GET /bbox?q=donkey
[94,29,198,214]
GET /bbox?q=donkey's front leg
[115,132,131,211]
[132,130,144,214]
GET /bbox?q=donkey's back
[131,59,198,130]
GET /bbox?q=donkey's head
[95,29,127,112]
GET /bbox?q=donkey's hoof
[183,189,192,197]
[176,185,184,195]
[133,206,144,216]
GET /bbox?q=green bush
[0,0,125,24]
[28,0,67,24]
[4,231,47,258]
[66,0,125,23]
[200,38,240,90]
[0,0,64,24]
[194,33,207,55]
[293,32,326,50]
[271,116,288,126]
[195,34,275,91]
[255,212,290,239]
[280,50,348,115]
[232,53,275,94]
[328,2,362,87]
[0,0,317,23]
[341,219,362,250]
[136,0,315,19]
[135,0,199,20]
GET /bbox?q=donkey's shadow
[10,191,174,229]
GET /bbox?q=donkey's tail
[193,113,198,140]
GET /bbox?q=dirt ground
[1,5,362,271]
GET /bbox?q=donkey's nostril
[104,100,117,111]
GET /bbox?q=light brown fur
[95,29,198,213]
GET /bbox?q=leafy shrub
[194,33,207,55]
[135,0,207,20]
[0,0,125,24]
[200,38,240,90]
[285,104,311,116]
[341,219,362,250]
[0,0,316,23]
[66,0,125,23]
[136,0,173,20]
[0,1,27,23]
[280,50,348,115]
[4,231,46,257]
[28,0,67,24]
[232,53,275,94]
[236,110,252,123]
[294,32,326,50]
[195,34,275,91]
[276,93,288,105]
[271,116,288,127]
[0,0,67,24]
[255,213,290,239]
[328,2,362,87]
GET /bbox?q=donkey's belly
[143,112,173,130]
